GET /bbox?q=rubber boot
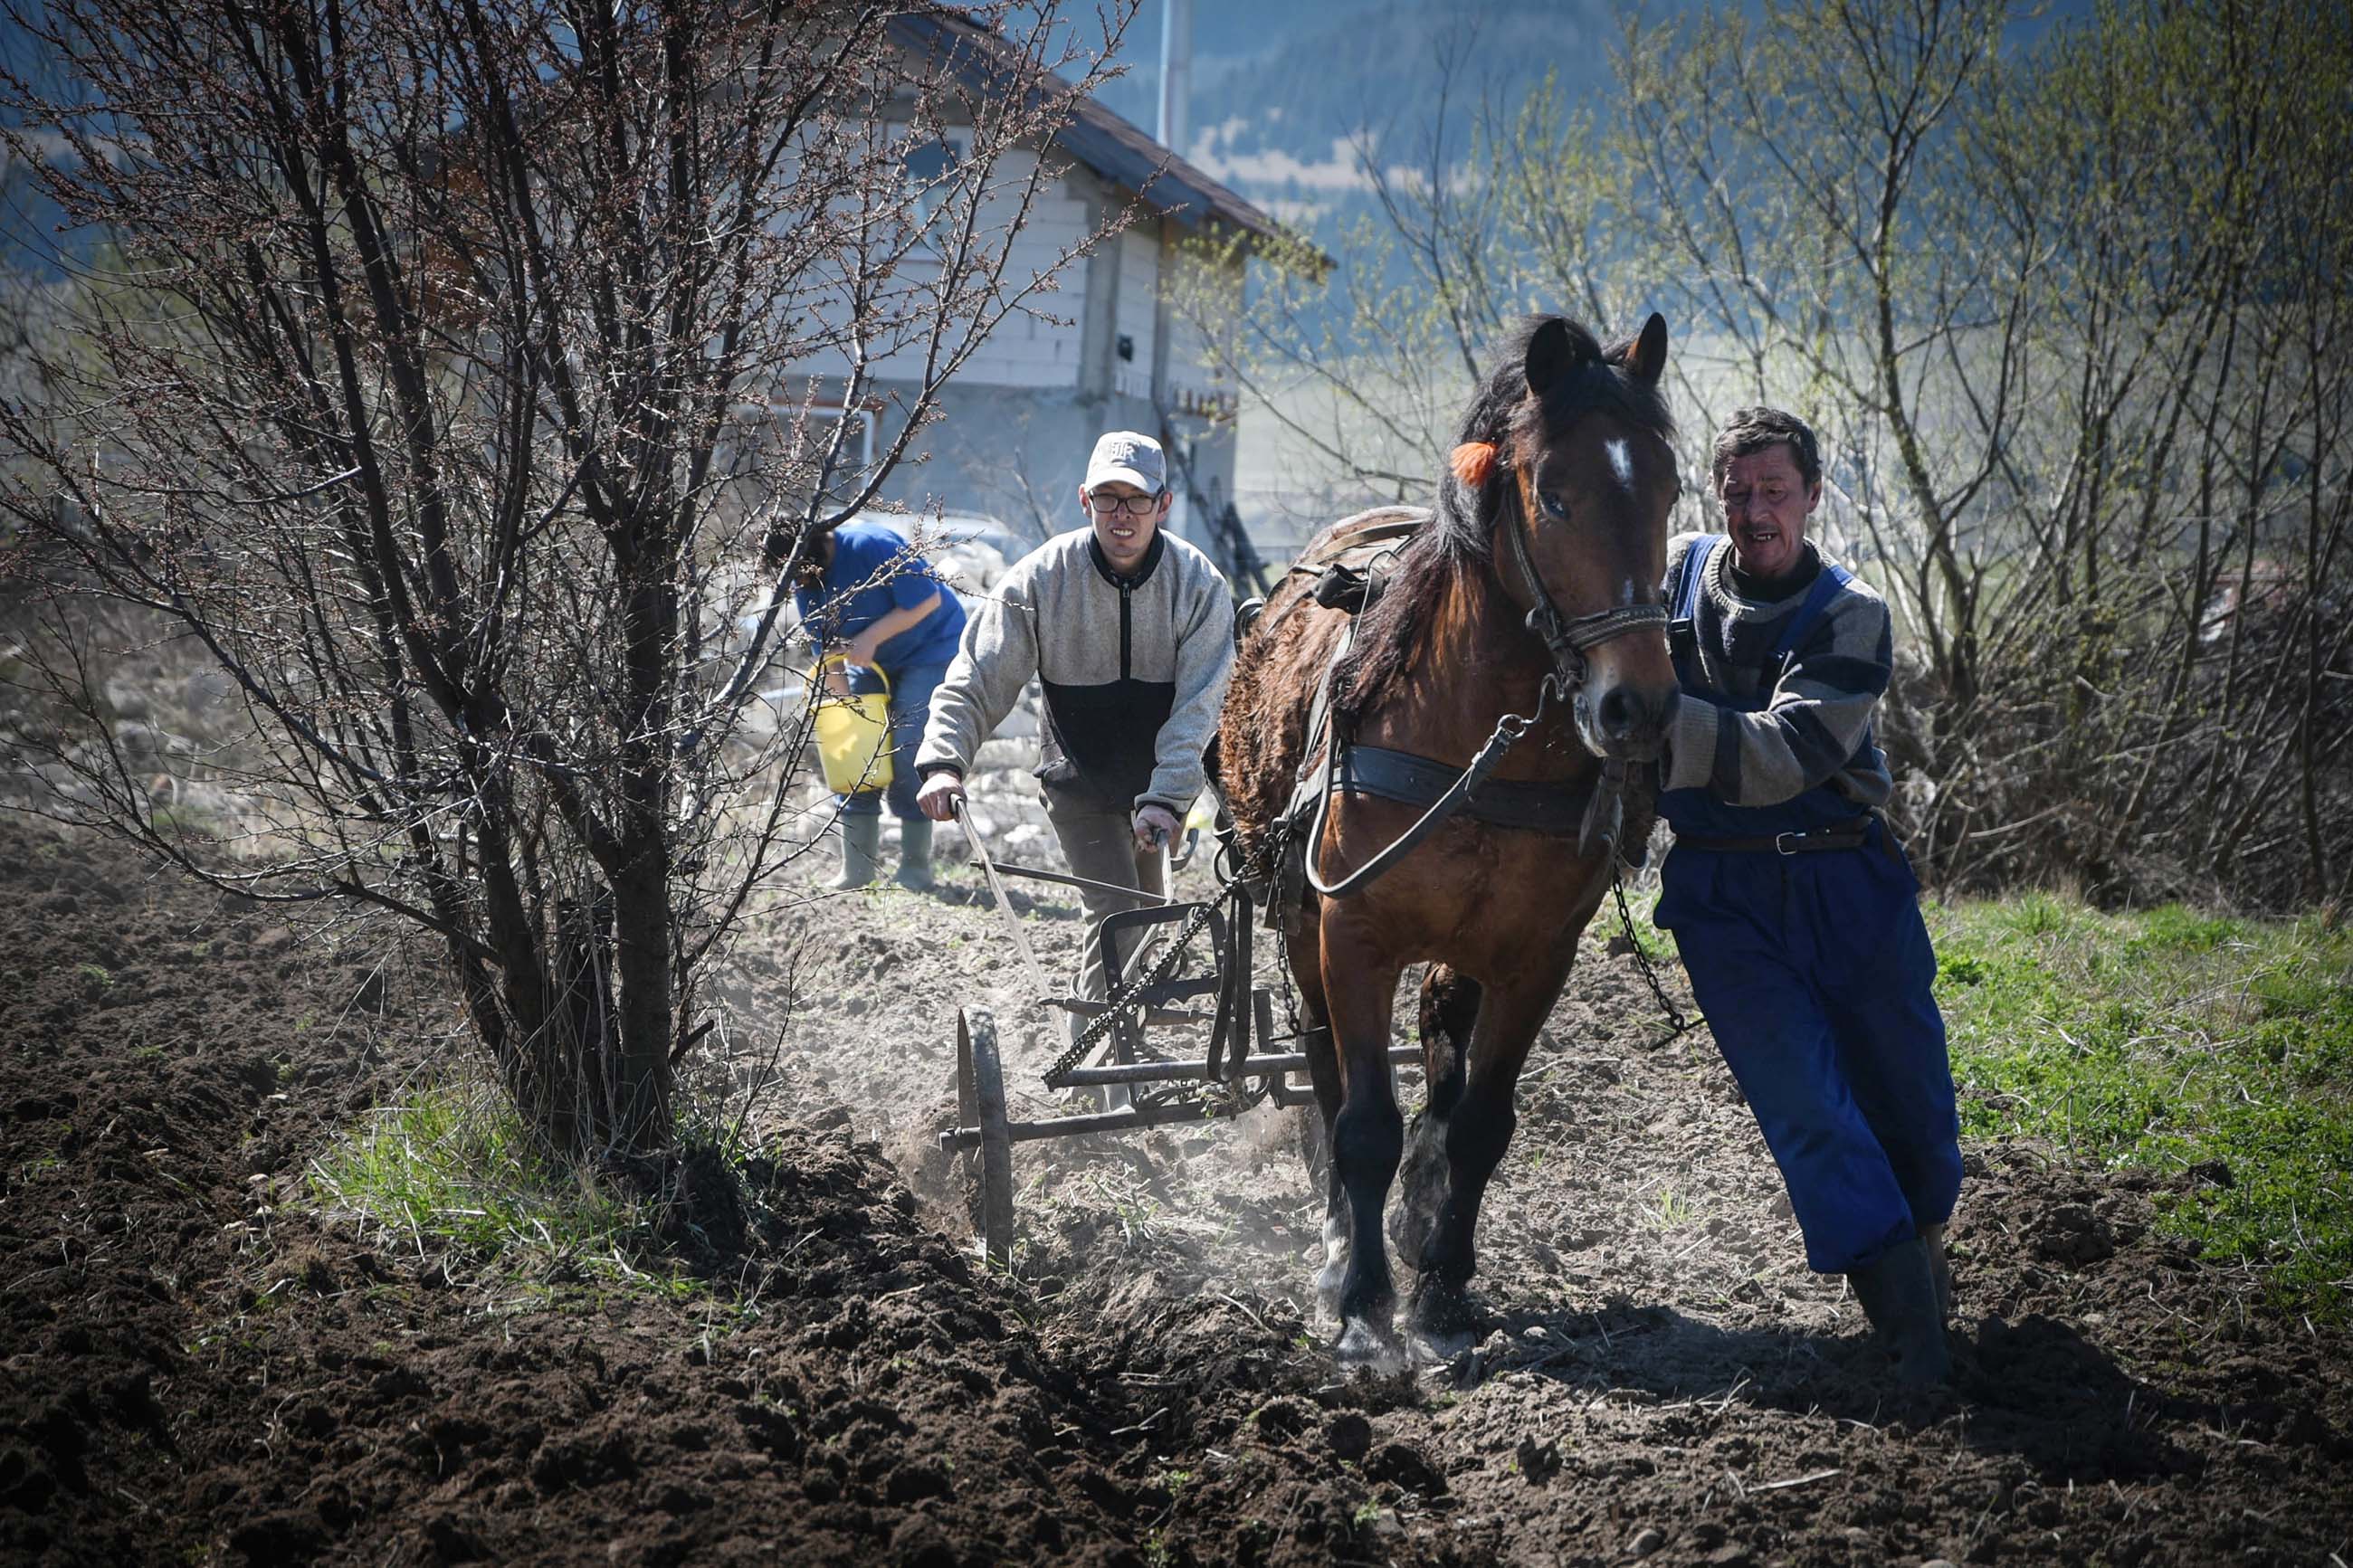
[1846,1237,1952,1388]
[1920,1221,1953,1321]
[829,814,881,890]
[894,817,935,891]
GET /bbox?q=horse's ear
[1618,309,1675,387]
[1626,313,1668,386]
[1524,317,1575,395]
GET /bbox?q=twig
[1751,1467,1842,1492]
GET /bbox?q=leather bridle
[1493,472,1671,703]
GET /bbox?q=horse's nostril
[1598,687,1634,737]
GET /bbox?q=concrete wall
[767,115,1255,579]
[851,158,1248,574]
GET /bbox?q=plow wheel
[956,1008,1015,1267]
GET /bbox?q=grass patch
[1928,896,2353,1320]
[309,1073,711,1298]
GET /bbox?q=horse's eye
[1539,490,1568,520]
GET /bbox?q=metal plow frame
[940,891,1419,1267]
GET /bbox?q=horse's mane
[1331,314,1675,730]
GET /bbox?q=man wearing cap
[1653,406,1961,1387]
[916,432,1235,1019]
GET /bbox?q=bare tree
[0,0,1134,1157]
[1177,0,2352,909]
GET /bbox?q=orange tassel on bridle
[1449,441,1499,488]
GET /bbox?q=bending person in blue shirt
[790,517,968,889]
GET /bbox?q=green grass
[1929,894,2353,1320]
[309,1074,707,1297]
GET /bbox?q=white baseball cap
[1083,431,1167,495]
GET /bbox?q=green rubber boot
[894,817,936,891]
[829,814,881,890]
[1847,1237,1952,1388]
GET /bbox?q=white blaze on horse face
[1606,438,1634,492]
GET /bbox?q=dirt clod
[1326,1411,1375,1462]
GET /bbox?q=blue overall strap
[1669,536,1722,695]
[1767,558,1854,665]
[1676,535,1722,624]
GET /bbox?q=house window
[807,404,877,471]
[904,136,965,228]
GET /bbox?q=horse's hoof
[1334,1317,1407,1373]
[1409,1277,1486,1345]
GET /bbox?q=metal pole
[952,798,1055,1005]
[941,1093,1241,1152]
[935,1041,1427,1151]
[971,858,1171,908]
[1157,0,1191,159]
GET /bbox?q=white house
[810,12,1316,592]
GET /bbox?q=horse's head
[1452,314,1681,763]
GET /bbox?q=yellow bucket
[812,655,894,796]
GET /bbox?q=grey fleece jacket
[915,527,1235,814]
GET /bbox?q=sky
[0,0,2096,273]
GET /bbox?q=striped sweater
[1660,532,1895,810]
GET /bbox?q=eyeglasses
[1086,490,1160,518]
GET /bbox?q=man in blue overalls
[1654,407,1960,1386]
[790,517,967,890]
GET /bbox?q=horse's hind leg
[1409,974,1559,1346]
[1392,965,1480,1273]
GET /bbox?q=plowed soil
[4,814,2348,1567]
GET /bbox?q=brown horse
[1217,314,1682,1362]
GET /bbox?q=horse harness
[1270,503,1669,910]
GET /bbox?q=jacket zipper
[1119,580,1134,680]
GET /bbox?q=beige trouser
[1042,790,1168,1043]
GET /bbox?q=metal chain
[1611,867,1693,1039]
[1041,893,1224,1088]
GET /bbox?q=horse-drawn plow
[936,805,1417,1265]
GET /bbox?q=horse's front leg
[1283,922,1349,1318]
[1319,914,1405,1365]
[1408,968,1564,1350]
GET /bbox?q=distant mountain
[1100,0,1627,215]
[1094,0,2087,235]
